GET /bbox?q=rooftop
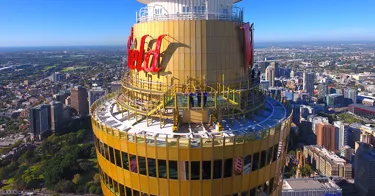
[282,178,341,191]
[93,96,287,139]
[305,145,348,165]
[349,104,375,112]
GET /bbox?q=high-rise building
[303,72,315,97]
[111,81,122,92]
[91,1,292,195]
[51,101,63,132]
[265,66,275,87]
[71,86,89,115]
[316,122,336,151]
[318,83,328,99]
[355,142,375,196]
[326,94,344,108]
[29,104,51,140]
[345,88,357,104]
[88,87,106,106]
[334,121,347,151]
[304,145,352,179]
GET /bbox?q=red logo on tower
[127,27,166,73]
[240,23,254,72]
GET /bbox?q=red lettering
[126,27,166,73]
[129,50,139,69]
[143,34,166,73]
[240,23,254,72]
[137,35,149,71]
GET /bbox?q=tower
[71,86,89,116]
[50,101,63,132]
[303,72,315,97]
[91,1,292,195]
[265,66,275,87]
[29,104,51,140]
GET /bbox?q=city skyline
[1,0,375,47]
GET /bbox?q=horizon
[1,40,375,50]
[1,0,375,47]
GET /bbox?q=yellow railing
[90,91,293,148]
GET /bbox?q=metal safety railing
[137,12,242,23]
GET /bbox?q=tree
[93,174,101,185]
[89,185,97,194]
[300,165,313,177]
[72,174,82,185]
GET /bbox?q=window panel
[169,161,178,179]
[243,155,252,174]
[108,176,113,190]
[224,159,233,178]
[139,156,147,175]
[115,149,122,167]
[213,160,222,179]
[267,147,273,165]
[130,155,138,173]
[119,184,125,196]
[252,153,259,171]
[148,158,157,177]
[185,161,190,180]
[202,161,211,180]
[104,144,109,160]
[113,180,119,194]
[158,160,167,178]
[260,150,267,168]
[109,146,115,164]
[122,152,129,170]
[191,161,200,180]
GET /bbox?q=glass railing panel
[178,138,190,148]
[202,138,213,147]
[167,138,178,147]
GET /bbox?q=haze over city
[1,0,375,47]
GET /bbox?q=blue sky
[0,0,374,46]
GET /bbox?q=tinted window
[148,158,157,177]
[224,159,233,178]
[122,152,129,170]
[213,160,222,179]
[139,157,147,175]
[252,153,259,171]
[260,150,267,168]
[169,161,178,179]
[243,155,252,174]
[202,161,211,179]
[191,161,200,180]
[158,160,167,178]
[115,149,122,167]
[130,155,138,173]
[108,146,115,164]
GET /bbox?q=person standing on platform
[203,90,208,107]
[197,90,202,107]
[189,91,195,107]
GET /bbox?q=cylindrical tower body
[91,1,292,195]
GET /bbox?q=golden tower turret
[91,1,292,195]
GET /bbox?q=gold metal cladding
[90,93,292,196]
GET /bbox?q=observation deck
[136,0,243,23]
[92,95,287,141]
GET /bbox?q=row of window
[94,136,283,180]
[99,165,278,196]
[99,166,153,196]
